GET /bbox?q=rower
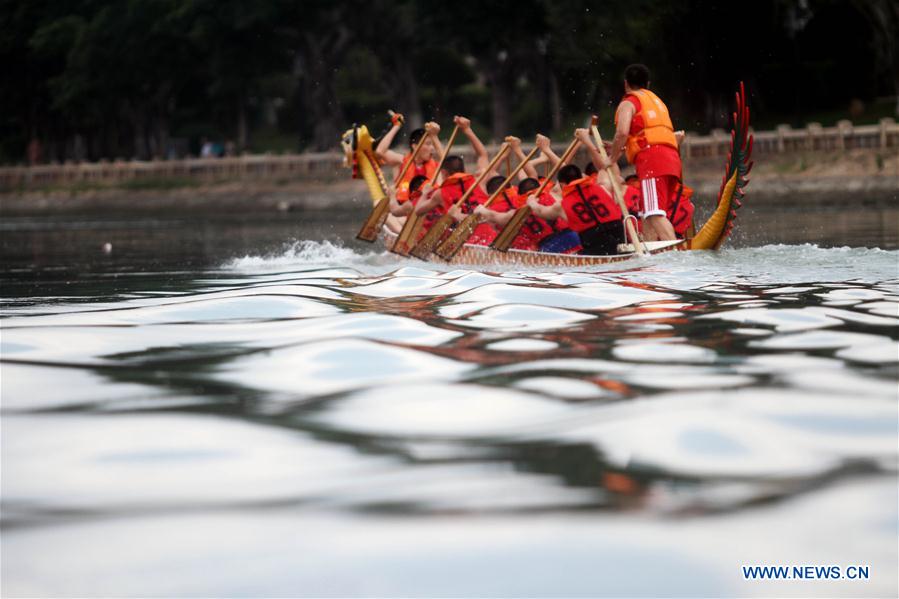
[481,134,539,203]
[526,163,625,256]
[413,116,500,246]
[577,127,644,236]
[477,176,581,254]
[667,181,695,239]
[621,174,643,217]
[375,114,443,202]
[388,174,428,218]
[601,64,682,241]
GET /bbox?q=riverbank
[1,148,896,215]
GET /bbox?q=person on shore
[526,162,625,255]
[412,116,499,245]
[200,137,215,158]
[375,113,443,202]
[600,64,681,241]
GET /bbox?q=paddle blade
[389,212,421,255]
[434,214,479,261]
[410,213,453,260]
[491,206,531,252]
[356,197,390,242]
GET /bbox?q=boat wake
[224,240,899,285]
[226,239,390,271]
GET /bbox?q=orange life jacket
[503,187,522,208]
[616,88,678,164]
[395,154,438,202]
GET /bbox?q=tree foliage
[1,0,895,163]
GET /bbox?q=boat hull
[379,227,686,267]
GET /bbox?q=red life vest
[520,191,567,250]
[503,187,521,208]
[417,187,446,232]
[439,173,495,245]
[623,185,642,215]
[490,189,519,214]
[560,176,623,233]
[420,209,443,232]
[667,182,695,237]
[439,173,476,207]
[395,155,438,202]
[490,190,552,251]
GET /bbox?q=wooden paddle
[356,110,414,243]
[590,116,645,255]
[356,115,428,243]
[435,146,539,260]
[491,136,579,252]
[391,125,460,255]
[409,143,510,260]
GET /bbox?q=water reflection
[2,219,898,596]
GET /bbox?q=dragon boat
[341,84,752,267]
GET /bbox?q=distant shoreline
[1,149,896,215]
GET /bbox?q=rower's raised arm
[424,121,443,157]
[455,115,491,174]
[505,136,538,180]
[535,134,561,168]
[575,128,612,171]
[375,113,406,166]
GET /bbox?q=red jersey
[560,176,623,233]
[623,95,682,180]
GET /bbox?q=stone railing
[680,117,898,160]
[0,152,346,190]
[2,118,896,190]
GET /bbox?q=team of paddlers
[375,64,695,256]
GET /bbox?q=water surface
[1,206,897,597]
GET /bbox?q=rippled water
[2,211,898,597]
